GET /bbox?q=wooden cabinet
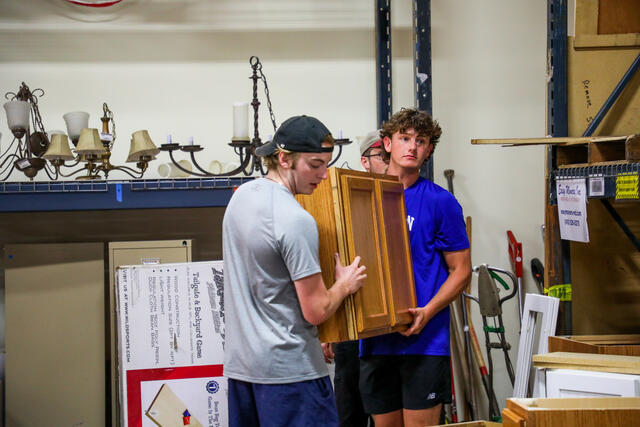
[297,168,416,342]
[502,397,640,427]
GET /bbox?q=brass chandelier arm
[43,162,59,180]
[53,163,96,178]
[95,164,145,179]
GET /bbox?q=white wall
[0,0,548,418]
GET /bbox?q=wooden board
[504,397,640,427]
[568,36,640,137]
[5,243,106,426]
[549,335,640,356]
[533,351,640,375]
[575,0,640,48]
[297,171,350,343]
[470,136,629,145]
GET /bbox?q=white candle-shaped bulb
[167,134,172,144]
[338,129,343,139]
[188,136,194,146]
[233,102,250,141]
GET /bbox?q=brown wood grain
[297,173,348,343]
[588,139,627,163]
[571,200,640,335]
[341,174,390,334]
[549,335,640,356]
[506,397,640,427]
[377,179,416,327]
[298,168,416,342]
[626,135,640,161]
[597,0,640,35]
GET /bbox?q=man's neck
[266,169,294,194]
[387,163,420,189]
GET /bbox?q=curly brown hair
[380,108,442,151]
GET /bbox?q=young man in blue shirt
[359,108,472,427]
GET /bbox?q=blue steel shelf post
[376,0,392,127]
[414,0,433,181]
[547,0,570,334]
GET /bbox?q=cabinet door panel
[341,175,390,333]
[377,180,417,326]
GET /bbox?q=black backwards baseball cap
[255,115,334,156]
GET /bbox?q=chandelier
[2,83,158,181]
[2,57,350,181]
[158,56,351,177]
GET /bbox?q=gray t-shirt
[222,178,328,384]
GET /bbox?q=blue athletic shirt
[360,176,469,356]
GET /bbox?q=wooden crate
[549,335,640,357]
[502,397,640,427]
[555,135,640,167]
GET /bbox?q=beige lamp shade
[75,128,106,155]
[43,134,75,161]
[127,130,160,162]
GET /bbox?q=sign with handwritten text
[557,178,589,243]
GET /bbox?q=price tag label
[588,174,604,197]
[615,173,639,200]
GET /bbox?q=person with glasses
[359,129,389,175]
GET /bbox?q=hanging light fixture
[159,56,352,177]
[1,82,51,180]
[43,103,159,180]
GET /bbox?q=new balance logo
[427,392,436,400]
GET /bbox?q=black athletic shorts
[359,355,451,414]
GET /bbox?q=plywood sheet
[575,0,640,48]
[4,243,105,426]
[567,36,640,137]
[570,199,640,334]
[533,351,640,374]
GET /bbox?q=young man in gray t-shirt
[223,115,367,426]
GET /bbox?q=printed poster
[116,261,226,427]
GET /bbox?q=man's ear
[425,142,434,158]
[278,151,292,169]
[360,157,369,170]
[383,136,392,153]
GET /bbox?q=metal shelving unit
[0,177,252,212]
[546,0,640,335]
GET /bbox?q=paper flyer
[116,261,226,427]
[556,178,589,243]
